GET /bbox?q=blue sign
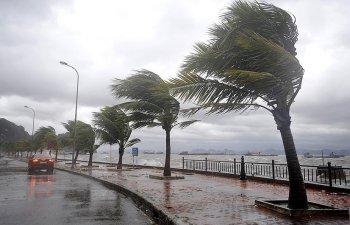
[132,147,138,156]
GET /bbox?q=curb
[55,167,181,225]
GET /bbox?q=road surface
[0,158,153,225]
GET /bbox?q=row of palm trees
[1,107,139,170]
[110,1,309,209]
[3,1,308,209]
[30,109,140,169]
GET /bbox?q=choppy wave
[59,152,350,168]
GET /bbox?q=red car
[28,153,55,174]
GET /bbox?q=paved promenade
[56,161,350,225]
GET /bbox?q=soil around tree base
[255,199,349,218]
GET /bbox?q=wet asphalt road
[0,158,153,225]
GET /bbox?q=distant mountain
[0,118,30,142]
[300,148,350,156]
[185,147,350,156]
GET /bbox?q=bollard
[234,158,236,175]
[272,160,275,181]
[205,157,208,172]
[240,156,247,180]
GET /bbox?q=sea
[59,152,350,169]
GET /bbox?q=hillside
[0,118,30,142]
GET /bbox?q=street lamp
[60,61,79,168]
[24,105,35,156]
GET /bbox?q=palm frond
[93,105,136,148]
[181,102,271,116]
[132,121,162,129]
[126,138,141,148]
[174,0,302,116]
[112,70,181,131]
[170,71,257,105]
[221,1,298,55]
[175,120,199,129]
[118,101,163,115]
[111,69,165,101]
[180,106,204,117]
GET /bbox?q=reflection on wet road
[0,166,153,225]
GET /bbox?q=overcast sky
[1,0,349,153]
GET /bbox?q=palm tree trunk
[163,129,171,176]
[88,151,93,166]
[73,150,79,164]
[117,145,124,169]
[279,125,308,209]
[55,149,58,162]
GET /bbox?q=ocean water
[60,152,350,169]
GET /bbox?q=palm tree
[62,120,95,165]
[88,143,101,167]
[93,105,140,169]
[170,1,307,209]
[45,131,59,161]
[34,126,55,152]
[33,126,61,160]
[111,70,198,176]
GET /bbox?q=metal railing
[182,157,349,188]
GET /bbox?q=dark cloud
[1,0,349,152]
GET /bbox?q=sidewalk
[56,161,350,225]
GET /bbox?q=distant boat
[244,152,278,156]
[179,151,209,155]
[143,151,163,154]
[304,152,345,158]
[179,151,189,155]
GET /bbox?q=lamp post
[24,105,35,156]
[60,61,79,168]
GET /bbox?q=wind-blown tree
[62,120,96,165]
[33,127,48,153]
[111,70,198,176]
[171,1,307,209]
[93,105,140,169]
[88,142,101,167]
[33,126,61,160]
[44,130,59,161]
[34,126,56,153]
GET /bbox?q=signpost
[132,147,138,167]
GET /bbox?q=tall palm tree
[34,126,55,153]
[62,120,95,165]
[88,143,101,167]
[170,1,307,209]
[45,131,59,161]
[34,126,60,161]
[93,105,140,169]
[111,70,198,176]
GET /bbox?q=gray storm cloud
[1,0,349,152]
